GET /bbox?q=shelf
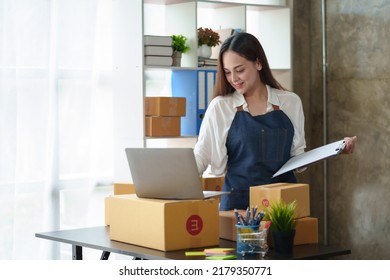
[144,0,287,6]
[144,66,217,71]
[143,0,292,139]
[145,136,198,148]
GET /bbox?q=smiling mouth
[233,82,244,89]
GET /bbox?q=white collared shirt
[194,85,306,175]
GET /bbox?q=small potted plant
[197,27,221,58]
[171,34,190,67]
[264,200,297,256]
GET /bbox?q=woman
[193,32,356,211]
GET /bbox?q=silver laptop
[125,147,228,200]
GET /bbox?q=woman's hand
[343,136,357,154]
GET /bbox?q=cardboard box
[219,210,318,246]
[201,176,224,191]
[264,217,318,248]
[281,216,318,246]
[109,194,220,251]
[145,97,186,117]
[105,196,110,225]
[219,210,246,241]
[250,183,310,219]
[145,116,181,137]
[114,183,135,195]
[105,183,136,225]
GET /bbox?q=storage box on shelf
[145,116,181,137]
[144,96,186,137]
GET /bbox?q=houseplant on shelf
[264,200,297,256]
[197,27,221,58]
[171,34,190,67]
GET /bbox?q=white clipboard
[273,139,346,178]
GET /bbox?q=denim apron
[219,105,297,210]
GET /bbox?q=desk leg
[72,245,83,260]
[100,251,110,260]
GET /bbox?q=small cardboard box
[145,97,186,117]
[264,217,318,247]
[109,194,220,251]
[250,183,310,219]
[219,210,246,241]
[201,176,224,191]
[105,196,110,225]
[114,183,135,195]
[219,210,318,246]
[145,116,181,137]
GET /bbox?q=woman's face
[222,50,262,95]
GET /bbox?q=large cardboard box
[250,183,310,219]
[105,183,136,225]
[201,175,224,191]
[219,210,318,246]
[109,194,220,251]
[145,97,186,117]
[145,116,181,137]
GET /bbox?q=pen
[238,214,248,226]
[234,209,240,224]
[255,210,265,225]
[251,206,257,225]
[245,207,250,225]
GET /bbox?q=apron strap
[236,104,279,112]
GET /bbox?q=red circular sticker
[186,215,203,236]
[216,185,221,191]
[262,199,269,208]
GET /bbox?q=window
[0,0,114,259]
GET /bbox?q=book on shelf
[145,55,173,66]
[144,45,173,56]
[144,35,172,46]
[198,58,218,67]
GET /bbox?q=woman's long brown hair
[213,32,285,98]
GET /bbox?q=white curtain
[0,0,114,259]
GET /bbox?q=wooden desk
[36,226,351,260]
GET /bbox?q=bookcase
[143,0,291,143]
[112,0,292,179]
[112,0,291,180]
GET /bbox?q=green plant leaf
[171,34,190,53]
[264,200,297,232]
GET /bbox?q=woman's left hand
[343,136,357,154]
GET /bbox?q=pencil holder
[236,224,268,257]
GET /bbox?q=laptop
[125,147,229,200]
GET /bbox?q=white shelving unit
[112,0,291,181]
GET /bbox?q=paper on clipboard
[273,139,346,178]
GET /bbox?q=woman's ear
[256,59,262,71]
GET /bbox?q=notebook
[125,147,229,200]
